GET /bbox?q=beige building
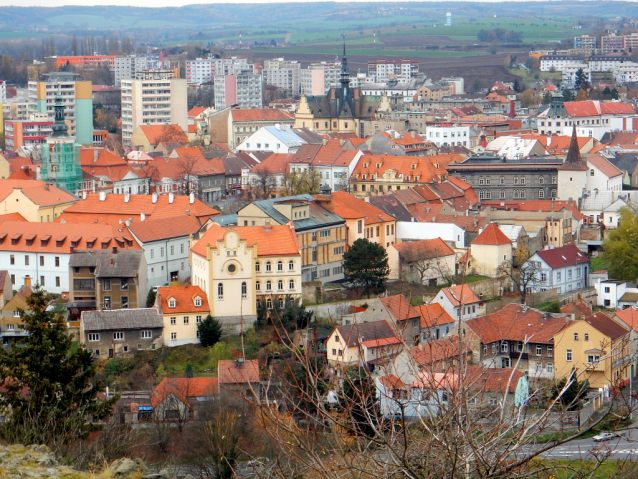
[469,223,512,277]
[0,179,77,222]
[120,78,188,146]
[0,285,30,347]
[190,223,302,334]
[388,238,455,286]
[326,319,402,367]
[156,285,210,346]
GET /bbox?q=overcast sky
[1,0,549,6]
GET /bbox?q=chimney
[112,246,118,254]
[264,220,272,231]
[70,246,74,254]
[189,192,195,204]
[125,218,132,227]
[547,136,552,146]
[94,149,98,163]
[61,219,66,223]
[169,192,175,204]
[99,191,106,202]
[185,209,190,216]
[82,190,87,200]
[124,193,130,203]
[152,192,158,204]
[141,212,146,221]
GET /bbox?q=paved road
[516,434,638,459]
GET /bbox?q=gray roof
[609,153,638,173]
[69,250,144,278]
[249,194,345,231]
[82,308,163,332]
[210,214,238,226]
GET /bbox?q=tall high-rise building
[214,64,262,109]
[300,62,342,96]
[28,72,93,145]
[263,58,301,96]
[114,52,165,87]
[367,59,419,83]
[120,78,188,146]
[41,88,82,193]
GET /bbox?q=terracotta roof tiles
[128,215,202,243]
[441,284,480,307]
[151,377,218,408]
[218,359,260,384]
[471,223,512,245]
[535,244,589,269]
[415,302,456,329]
[379,294,421,321]
[231,109,294,122]
[156,285,209,314]
[329,191,394,223]
[391,238,455,262]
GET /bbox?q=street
[516,434,638,460]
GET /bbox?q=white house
[586,155,623,193]
[524,244,590,295]
[396,221,466,249]
[425,125,471,148]
[431,284,485,320]
[128,215,203,288]
[595,279,638,309]
[235,124,322,154]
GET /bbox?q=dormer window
[363,163,369,168]
[411,164,416,170]
[194,298,202,307]
[168,298,176,309]
[376,163,381,168]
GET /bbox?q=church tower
[557,124,587,201]
[41,85,82,193]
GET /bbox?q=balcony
[509,351,529,361]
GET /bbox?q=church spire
[559,124,587,171]
[50,83,70,138]
[339,34,350,90]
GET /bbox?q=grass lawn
[463,275,490,284]
[591,256,608,272]
[534,459,638,478]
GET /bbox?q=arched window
[278,298,284,308]
[520,190,526,198]
[266,299,273,309]
[277,280,283,290]
[500,190,505,199]
[288,260,294,271]
[590,169,595,176]
[241,282,247,298]
[266,280,272,291]
[486,190,492,199]
[217,283,223,299]
[500,176,505,184]
[255,281,261,291]
[255,262,260,272]
[574,333,579,341]
[266,261,272,272]
[277,261,283,271]
[538,189,545,199]
[584,333,589,341]
[485,176,491,185]
[539,176,544,184]
[479,176,485,185]
[514,190,519,199]
[479,190,485,199]
[514,176,519,184]
[256,300,261,309]
[289,279,295,290]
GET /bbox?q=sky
[1,0,558,6]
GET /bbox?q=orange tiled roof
[415,302,455,328]
[615,308,638,332]
[7,169,34,181]
[56,193,219,223]
[79,148,127,167]
[0,179,77,207]
[249,153,294,175]
[0,221,141,254]
[0,213,27,224]
[188,107,207,118]
[231,109,294,122]
[81,164,135,183]
[392,238,455,261]
[329,191,394,223]
[128,215,202,243]
[409,337,471,366]
[588,155,623,178]
[218,359,260,384]
[156,285,209,314]
[464,303,569,344]
[441,284,480,307]
[191,222,300,258]
[379,294,421,321]
[352,153,463,184]
[138,124,188,144]
[151,377,218,408]
[471,223,512,246]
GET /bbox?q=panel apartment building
[214,63,262,110]
[120,78,188,146]
[27,72,93,145]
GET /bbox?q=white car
[593,432,623,442]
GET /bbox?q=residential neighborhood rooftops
[579,312,629,340]
[137,124,189,145]
[379,294,421,321]
[391,238,455,262]
[128,215,203,243]
[218,359,260,384]
[151,377,219,408]
[329,191,394,223]
[0,179,77,207]
[156,285,209,314]
[231,108,294,122]
[441,284,481,307]
[415,303,456,329]
[535,244,589,268]
[335,320,398,348]
[471,223,512,246]
[588,155,623,178]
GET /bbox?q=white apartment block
[120,79,188,146]
[263,58,301,96]
[367,59,419,83]
[539,55,582,72]
[573,34,596,50]
[300,62,342,96]
[426,125,470,147]
[614,62,638,84]
[0,81,5,103]
[186,58,216,85]
[114,55,149,87]
[562,63,591,88]
[588,56,632,72]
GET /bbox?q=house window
[24,255,29,266]
[195,298,202,307]
[103,279,111,291]
[170,317,176,325]
[278,280,283,290]
[289,260,294,271]
[241,282,247,298]
[184,317,189,324]
[277,261,283,271]
[196,316,202,323]
[547,363,553,373]
[266,281,272,291]
[541,273,547,282]
[256,281,261,291]
[217,283,224,299]
[588,355,599,363]
[547,347,553,357]
[573,333,578,341]
[40,256,44,266]
[566,350,572,361]
[255,262,260,272]
[169,300,176,308]
[289,279,295,290]
[121,296,129,309]
[584,333,589,341]
[171,332,177,340]
[266,299,273,309]
[121,279,129,290]
[320,230,330,238]
[103,296,111,309]
[502,358,511,368]
[266,262,272,271]
[56,277,60,287]
[113,332,124,340]
[536,345,542,355]
[141,331,151,339]
[88,333,100,341]
[501,341,508,352]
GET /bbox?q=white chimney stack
[152,192,158,204]
[169,192,174,204]
[189,192,195,204]
[99,191,106,202]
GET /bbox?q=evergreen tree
[146,288,157,308]
[343,238,389,298]
[601,206,638,281]
[0,288,116,446]
[574,68,589,91]
[198,315,223,347]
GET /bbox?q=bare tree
[177,154,201,196]
[156,124,187,145]
[138,163,161,194]
[497,243,541,304]
[250,167,278,199]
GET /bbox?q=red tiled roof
[329,191,394,223]
[561,301,592,318]
[435,214,486,232]
[0,179,77,207]
[217,359,260,384]
[138,124,189,145]
[7,169,34,181]
[378,374,408,390]
[535,244,589,269]
[564,101,635,117]
[391,238,455,261]
[415,302,455,328]
[409,337,471,366]
[7,157,32,174]
[0,213,27,224]
[615,308,638,332]
[191,222,300,258]
[151,377,218,408]
[352,153,464,184]
[379,294,421,321]
[406,203,444,222]
[465,366,524,393]
[249,153,294,175]
[128,215,202,243]
[441,284,480,307]
[156,285,209,314]
[231,109,294,122]
[464,303,569,344]
[79,148,127,167]
[188,107,207,118]
[588,155,623,178]
[56,193,219,223]
[578,312,629,340]
[471,223,512,246]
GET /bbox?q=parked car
[593,432,624,442]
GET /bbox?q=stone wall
[485,289,558,314]
[219,315,258,337]
[302,281,346,305]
